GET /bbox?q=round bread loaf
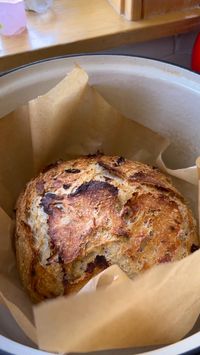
[15,154,199,302]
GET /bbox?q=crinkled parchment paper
[0,66,199,353]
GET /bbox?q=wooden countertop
[1,0,200,72]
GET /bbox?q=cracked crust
[15,155,199,302]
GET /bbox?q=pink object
[0,0,27,36]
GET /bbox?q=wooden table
[1,0,200,72]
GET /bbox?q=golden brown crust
[15,154,199,302]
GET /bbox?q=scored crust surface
[15,154,199,303]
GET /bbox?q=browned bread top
[15,155,198,302]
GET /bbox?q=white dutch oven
[0,55,200,355]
